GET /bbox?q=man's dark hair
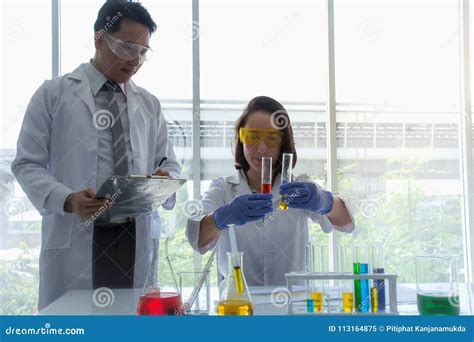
[94,0,157,37]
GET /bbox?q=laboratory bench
[37,284,471,316]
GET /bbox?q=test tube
[338,246,354,313]
[353,262,362,312]
[371,246,385,312]
[261,157,272,194]
[279,153,293,210]
[354,245,370,313]
[359,263,370,312]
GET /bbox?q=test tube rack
[285,272,398,315]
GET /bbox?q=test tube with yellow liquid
[338,245,355,313]
[279,153,293,210]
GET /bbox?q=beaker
[179,270,210,315]
[279,153,293,210]
[416,255,460,315]
[217,252,254,316]
[137,237,184,315]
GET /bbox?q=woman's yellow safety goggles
[239,128,284,147]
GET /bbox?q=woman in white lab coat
[186,96,355,286]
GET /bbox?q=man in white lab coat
[11,0,180,310]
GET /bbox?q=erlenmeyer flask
[217,252,254,316]
[137,237,184,315]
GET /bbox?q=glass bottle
[137,237,184,315]
[217,252,254,316]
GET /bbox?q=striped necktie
[103,80,129,176]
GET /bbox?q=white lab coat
[11,63,180,309]
[186,170,355,286]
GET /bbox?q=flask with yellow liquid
[217,252,254,316]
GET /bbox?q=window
[1,0,52,314]
[335,0,464,288]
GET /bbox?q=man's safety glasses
[103,34,153,63]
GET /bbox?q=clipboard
[96,175,187,219]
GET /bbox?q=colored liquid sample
[353,262,361,312]
[307,299,314,313]
[417,293,460,316]
[373,267,386,312]
[371,287,378,312]
[342,292,354,313]
[359,263,370,312]
[217,299,254,316]
[261,183,272,194]
[233,266,244,294]
[279,180,289,210]
[137,291,184,316]
[310,292,323,312]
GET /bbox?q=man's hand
[154,169,171,178]
[64,188,112,220]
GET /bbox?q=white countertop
[38,285,436,316]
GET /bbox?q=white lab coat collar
[67,63,140,121]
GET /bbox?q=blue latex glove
[279,182,334,214]
[213,193,273,229]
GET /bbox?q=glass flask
[217,252,254,316]
[416,255,460,316]
[137,237,184,315]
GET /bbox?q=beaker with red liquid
[137,237,184,316]
[137,291,184,315]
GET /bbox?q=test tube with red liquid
[261,157,272,194]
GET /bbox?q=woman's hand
[279,182,334,214]
[212,193,273,229]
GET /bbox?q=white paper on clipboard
[96,175,186,219]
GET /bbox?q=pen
[158,157,167,168]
